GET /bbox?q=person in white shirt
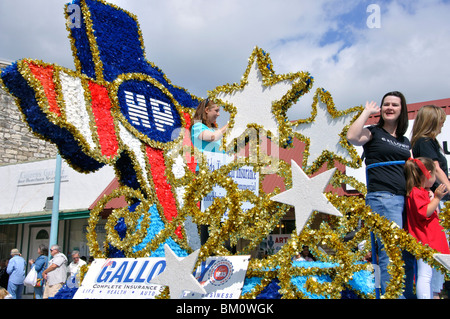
[42,244,68,299]
[67,250,86,287]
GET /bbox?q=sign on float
[73,255,250,299]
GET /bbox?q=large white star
[217,60,288,144]
[213,47,312,150]
[271,160,342,235]
[150,244,206,299]
[292,95,359,169]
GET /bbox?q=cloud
[113,0,333,97]
[275,0,450,119]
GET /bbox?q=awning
[0,209,90,225]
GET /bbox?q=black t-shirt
[412,137,449,195]
[363,126,411,195]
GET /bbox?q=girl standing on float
[411,105,450,199]
[347,91,414,297]
[190,98,228,245]
[410,105,450,298]
[404,157,449,299]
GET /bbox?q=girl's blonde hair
[411,105,446,148]
[404,157,435,196]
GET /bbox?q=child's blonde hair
[0,287,10,299]
[404,157,435,196]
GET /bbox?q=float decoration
[291,89,363,174]
[209,47,313,151]
[271,160,342,235]
[150,244,206,299]
[0,0,449,299]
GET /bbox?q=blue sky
[1,0,450,123]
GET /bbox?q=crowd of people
[0,245,88,299]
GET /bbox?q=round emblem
[210,259,233,286]
[116,77,183,146]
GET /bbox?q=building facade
[0,60,58,164]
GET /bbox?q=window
[36,229,49,240]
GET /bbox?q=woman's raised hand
[365,101,381,115]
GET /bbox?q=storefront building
[0,158,115,296]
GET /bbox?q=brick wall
[0,61,57,165]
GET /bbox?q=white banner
[200,151,259,221]
[73,255,250,299]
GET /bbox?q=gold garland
[291,88,363,174]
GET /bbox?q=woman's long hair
[376,91,409,137]
[189,98,218,132]
[410,104,446,148]
[404,157,435,196]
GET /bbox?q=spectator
[42,244,68,299]
[6,248,26,299]
[28,244,48,299]
[68,250,86,287]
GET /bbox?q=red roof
[89,177,127,211]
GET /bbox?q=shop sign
[17,167,68,186]
[260,234,291,255]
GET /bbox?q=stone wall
[0,61,57,165]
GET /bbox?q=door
[26,225,50,295]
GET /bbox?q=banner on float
[73,255,250,299]
[200,151,259,221]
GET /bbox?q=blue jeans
[34,286,44,299]
[7,282,24,299]
[366,191,415,298]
